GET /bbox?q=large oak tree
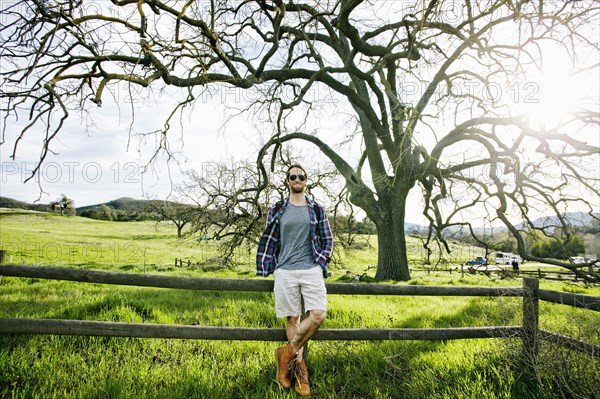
[1,1,599,281]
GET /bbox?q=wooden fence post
[0,250,5,284]
[522,277,539,381]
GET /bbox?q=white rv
[495,252,522,265]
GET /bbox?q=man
[256,164,334,397]
[511,259,520,273]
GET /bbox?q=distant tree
[50,194,75,216]
[99,205,118,221]
[583,220,600,235]
[331,190,360,247]
[80,205,117,221]
[176,161,273,264]
[493,239,518,254]
[177,157,340,265]
[530,235,585,260]
[146,200,196,238]
[355,217,377,236]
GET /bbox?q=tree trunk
[374,193,411,281]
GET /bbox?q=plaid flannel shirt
[256,196,333,278]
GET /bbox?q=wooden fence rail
[0,265,525,297]
[0,318,523,342]
[0,265,598,361]
[536,289,600,309]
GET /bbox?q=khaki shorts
[273,266,328,318]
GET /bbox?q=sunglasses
[288,174,306,182]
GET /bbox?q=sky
[0,82,356,220]
[1,85,260,204]
[1,2,599,227]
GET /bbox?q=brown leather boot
[294,359,311,397]
[274,344,295,389]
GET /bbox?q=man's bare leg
[286,310,326,361]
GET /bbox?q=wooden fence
[1,265,599,364]
[416,265,594,282]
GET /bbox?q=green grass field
[0,208,226,271]
[1,209,599,398]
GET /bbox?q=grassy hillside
[0,208,237,273]
[0,208,384,274]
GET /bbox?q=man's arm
[318,205,334,262]
[265,204,276,226]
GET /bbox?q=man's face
[287,167,307,194]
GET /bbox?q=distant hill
[75,197,175,221]
[0,196,53,212]
[0,196,161,221]
[0,196,157,214]
[76,197,158,214]
[438,212,599,236]
[523,212,600,229]
[77,197,199,222]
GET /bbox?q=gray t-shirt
[276,203,315,270]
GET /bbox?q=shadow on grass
[395,295,523,329]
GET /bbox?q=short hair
[286,164,307,179]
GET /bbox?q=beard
[289,185,305,194]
